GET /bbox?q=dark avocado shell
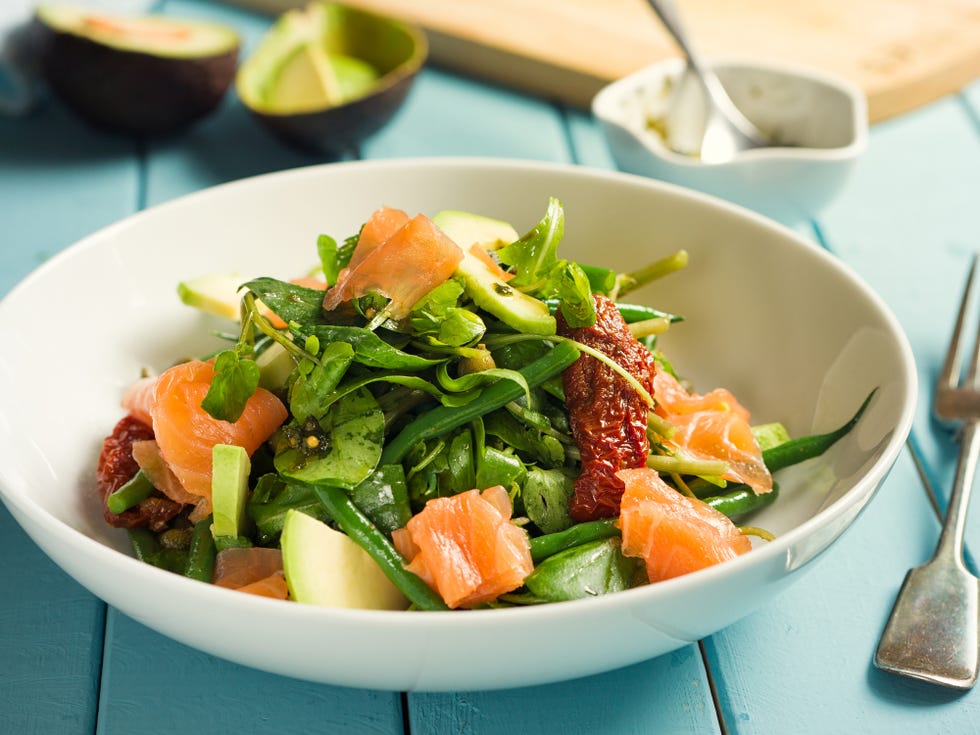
[35,5,239,136]
[236,2,427,153]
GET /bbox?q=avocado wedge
[35,4,239,136]
[236,2,427,152]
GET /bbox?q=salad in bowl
[97,197,870,612]
[0,159,914,690]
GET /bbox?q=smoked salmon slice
[392,485,533,609]
[124,360,288,513]
[213,547,289,600]
[653,370,772,495]
[618,467,752,582]
[322,210,463,320]
[346,205,410,272]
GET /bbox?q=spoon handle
[641,0,759,142]
[643,0,711,78]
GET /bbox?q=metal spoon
[643,0,770,163]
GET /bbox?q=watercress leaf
[349,464,412,535]
[475,446,526,491]
[523,467,576,534]
[289,342,355,423]
[246,481,326,545]
[201,350,260,422]
[301,324,445,370]
[408,281,485,346]
[554,261,596,328]
[524,538,639,601]
[446,429,475,495]
[490,339,551,371]
[496,197,565,292]
[317,234,339,286]
[436,363,530,404]
[437,308,486,346]
[274,387,384,489]
[410,279,465,325]
[244,277,326,326]
[484,412,566,469]
[318,372,447,415]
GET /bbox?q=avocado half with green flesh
[35,5,239,136]
[236,2,427,153]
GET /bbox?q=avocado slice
[35,4,239,135]
[211,444,251,540]
[433,210,556,336]
[256,342,296,392]
[236,2,427,152]
[177,272,244,320]
[280,509,408,610]
[245,4,381,115]
[432,210,519,251]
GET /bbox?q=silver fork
[874,254,980,689]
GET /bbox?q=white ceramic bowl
[0,159,913,691]
[592,58,869,224]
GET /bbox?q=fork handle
[936,419,980,565]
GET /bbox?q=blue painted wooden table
[3,1,980,732]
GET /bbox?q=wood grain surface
[5,0,980,732]
[226,0,980,121]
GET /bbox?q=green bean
[380,341,580,465]
[763,388,876,473]
[543,299,680,325]
[107,470,155,514]
[153,549,190,573]
[126,528,188,572]
[311,484,449,611]
[529,519,621,563]
[184,516,217,583]
[615,249,689,297]
[614,303,682,325]
[705,483,780,520]
[127,527,160,563]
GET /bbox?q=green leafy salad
[97,198,871,611]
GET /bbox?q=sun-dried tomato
[558,295,656,521]
[96,415,181,530]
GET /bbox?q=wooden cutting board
[229,0,980,122]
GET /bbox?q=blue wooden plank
[142,0,326,207]
[147,7,715,730]
[408,651,720,735]
[97,609,403,735]
[0,504,105,734]
[363,67,572,162]
[817,82,980,552]
[0,103,139,293]
[88,5,400,732]
[0,88,140,735]
[376,77,719,732]
[699,81,980,733]
[706,450,980,734]
[564,106,619,170]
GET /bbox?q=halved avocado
[236,2,427,153]
[35,5,239,136]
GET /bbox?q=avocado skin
[37,21,238,136]
[236,2,427,153]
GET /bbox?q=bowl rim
[591,56,870,168]
[0,156,916,630]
